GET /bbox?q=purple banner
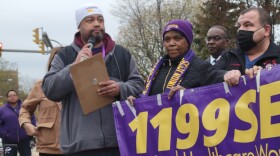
[113,65,280,156]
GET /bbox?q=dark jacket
[149,55,221,96]
[213,41,280,74]
[0,100,36,144]
[42,34,144,154]
[205,57,211,63]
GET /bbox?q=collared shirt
[210,55,221,65]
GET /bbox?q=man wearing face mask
[213,7,280,86]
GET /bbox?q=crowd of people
[0,3,279,156]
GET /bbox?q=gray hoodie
[42,43,144,154]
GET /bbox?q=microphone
[88,36,96,50]
[88,35,102,50]
[80,37,96,62]
[81,36,101,62]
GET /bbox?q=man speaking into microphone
[42,3,144,156]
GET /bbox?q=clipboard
[70,53,114,115]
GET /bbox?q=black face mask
[237,26,264,52]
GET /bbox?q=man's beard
[90,30,104,43]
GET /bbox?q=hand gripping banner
[113,65,280,156]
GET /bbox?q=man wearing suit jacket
[205,25,229,65]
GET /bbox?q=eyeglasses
[205,35,227,42]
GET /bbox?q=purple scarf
[143,49,195,95]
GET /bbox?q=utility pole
[1,49,50,54]
[32,27,63,52]
[0,28,62,57]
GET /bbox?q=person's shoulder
[0,106,3,114]
[193,56,208,63]
[35,80,43,85]
[223,48,237,53]
[34,80,43,90]
[220,48,240,57]
[276,44,280,53]
[192,56,211,68]
[55,46,68,57]
[114,44,132,56]
[115,44,129,52]
[55,44,79,65]
[59,45,76,54]
[0,104,8,111]
[0,105,5,111]
[269,41,280,52]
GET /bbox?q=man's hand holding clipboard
[70,53,114,115]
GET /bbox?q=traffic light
[39,41,45,54]
[32,28,40,44]
[0,42,2,57]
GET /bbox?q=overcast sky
[0,0,118,81]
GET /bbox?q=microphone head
[88,35,102,44]
[87,35,102,50]
[88,36,96,44]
